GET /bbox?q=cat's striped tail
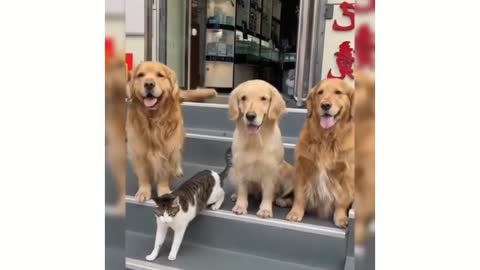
[219,147,233,185]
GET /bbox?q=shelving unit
[202,0,294,90]
[204,0,236,88]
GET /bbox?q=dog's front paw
[157,186,171,196]
[232,203,248,215]
[113,199,126,216]
[286,209,304,222]
[135,186,151,203]
[333,212,349,228]
[256,208,273,218]
[167,254,177,261]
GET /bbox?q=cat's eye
[241,95,246,101]
[137,72,145,78]
[334,90,342,95]
[318,90,324,95]
[261,96,267,101]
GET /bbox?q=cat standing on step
[146,148,232,261]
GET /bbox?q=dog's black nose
[321,103,331,111]
[245,112,257,121]
[144,81,155,90]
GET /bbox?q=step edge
[126,235,332,270]
[126,257,183,270]
[185,132,296,149]
[183,102,307,114]
[126,195,345,238]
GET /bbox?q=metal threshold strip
[126,195,345,238]
[126,257,183,270]
[185,133,296,149]
[182,102,307,114]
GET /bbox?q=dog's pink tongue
[320,116,335,129]
[247,125,259,135]
[143,97,158,107]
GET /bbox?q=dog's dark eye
[335,90,342,95]
[156,72,164,78]
[318,90,323,95]
[261,96,267,101]
[137,72,145,78]
[241,96,246,101]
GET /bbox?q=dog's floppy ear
[341,80,355,120]
[126,63,140,101]
[126,69,133,99]
[166,67,181,101]
[267,86,286,120]
[306,81,321,118]
[228,86,240,120]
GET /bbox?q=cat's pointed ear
[172,196,180,208]
[151,195,162,206]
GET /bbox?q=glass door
[153,0,347,108]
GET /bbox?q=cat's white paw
[210,203,221,210]
[168,254,177,261]
[145,253,157,261]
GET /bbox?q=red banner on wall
[125,53,133,71]
[105,37,114,60]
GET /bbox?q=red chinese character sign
[322,1,355,81]
[125,53,133,72]
[332,2,355,31]
[327,41,355,80]
[356,0,375,13]
[355,24,375,68]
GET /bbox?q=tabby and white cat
[146,148,232,261]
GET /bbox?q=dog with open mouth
[126,61,185,203]
[286,78,354,228]
[228,80,294,219]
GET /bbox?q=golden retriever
[126,61,186,203]
[105,53,128,214]
[126,61,218,203]
[286,79,354,228]
[353,69,375,244]
[228,80,294,218]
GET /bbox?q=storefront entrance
[145,0,353,107]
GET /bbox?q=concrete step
[183,135,294,167]
[182,103,307,139]
[125,231,332,270]
[124,103,354,270]
[126,162,349,270]
[126,162,340,227]
[126,203,346,270]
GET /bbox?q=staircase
[122,102,355,270]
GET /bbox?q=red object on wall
[105,37,115,59]
[332,2,355,31]
[125,53,133,71]
[327,41,355,80]
[356,0,375,13]
[355,24,375,68]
